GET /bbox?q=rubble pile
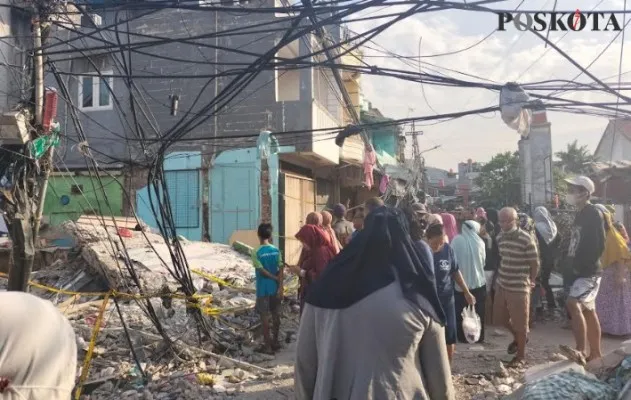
[71,300,299,400]
[457,342,631,400]
[2,222,301,399]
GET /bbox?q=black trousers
[540,263,557,309]
[455,285,486,343]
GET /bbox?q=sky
[350,0,631,170]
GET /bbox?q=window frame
[78,71,114,111]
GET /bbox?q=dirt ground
[234,316,630,399]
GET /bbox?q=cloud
[348,0,630,169]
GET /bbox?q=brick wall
[122,166,149,217]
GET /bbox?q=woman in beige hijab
[321,211,341,254]
[0,291,77,399]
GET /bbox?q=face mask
[566,193,581,206]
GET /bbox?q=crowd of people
[3,175,631,399]
[248,175,631,399]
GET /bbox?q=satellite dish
[500,83,532,138]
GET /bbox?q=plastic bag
[461,305,481,344]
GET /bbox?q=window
[78,71,113,111]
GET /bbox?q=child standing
[253,223,284,354]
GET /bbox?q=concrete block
[524,360,585,383]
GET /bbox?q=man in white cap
[562,175,605,364]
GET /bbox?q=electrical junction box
[0,111,29,145]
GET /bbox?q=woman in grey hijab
[0,292,77,399]
[295,206,454,400]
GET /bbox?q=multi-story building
[35,1,369,262]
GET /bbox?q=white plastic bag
[461,305,481,344]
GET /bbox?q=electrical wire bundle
[0,0,629,370]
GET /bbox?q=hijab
[450,220,486,290]
[306,212,322,226]
[533,206,558,245]
[296,225,331,253]
[441,213,458,242]
[0,292,77,400]
[305,206,445,324]
[295,224,336,279]
[321,211,340,254]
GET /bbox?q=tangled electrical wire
[1,0,629,367]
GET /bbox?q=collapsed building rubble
[0,220,300,399]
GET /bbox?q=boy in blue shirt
[252,223,283,354]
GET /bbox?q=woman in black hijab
[294,206,455,400]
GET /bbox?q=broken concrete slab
[63,222,256,295]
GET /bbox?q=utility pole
[6,14,53,291]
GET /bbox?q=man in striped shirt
[493,207,540,366]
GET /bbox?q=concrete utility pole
[6,15,53,291]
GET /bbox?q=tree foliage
[554,140,596,175]
[475,151,521,207]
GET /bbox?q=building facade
[41,2,374,260]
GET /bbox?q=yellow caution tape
[74,292,111,399]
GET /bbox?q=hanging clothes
[379,174,390,194]
[363,145,377,190]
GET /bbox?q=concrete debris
[62,222,256,296]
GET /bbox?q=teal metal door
[136,169,202,241]
[164,170,200,230]
[210,163,259,244]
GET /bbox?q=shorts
[440,296,457,345]
[493,286,530,334]
[255,296,280,316]
[568,276,601,311]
